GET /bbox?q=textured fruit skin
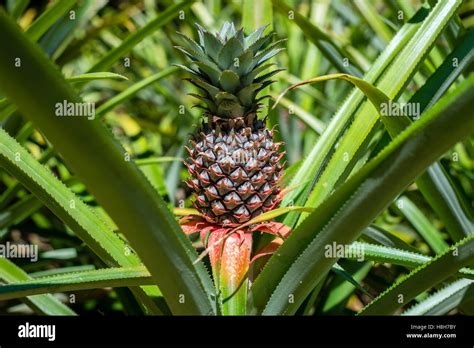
[185,118,283,226]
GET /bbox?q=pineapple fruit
[176,22,285,227]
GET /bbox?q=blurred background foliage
[0,0,473,315]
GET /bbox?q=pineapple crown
[174,22,284,120]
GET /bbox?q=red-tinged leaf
[207,228,229,271]
[234,206,314,231]
[251,238,283,264]
[250,221,292,238]
[178,214,200,224]
[180,216,208,236]
[199,227,214,246]
[180,216,220,255]
[178,214,292,315]
[180,223,200,236]
[250,222,293,280]
[218,231,252,315]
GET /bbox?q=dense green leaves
[299,0,463,226]
[279,5,431,227]
[397,197,449,254]
[249,75,474,315]
[0,128,140,267]
[0,8,214,315]
[360,234,474,315]
[24,0,76,42]
[87,1,194,73]
[272,0,363,76]
[95,68,177,117]
[0,127,164,314]
[402,279,474,315]
[408,29,474,242]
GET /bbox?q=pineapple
[176,22,285,227]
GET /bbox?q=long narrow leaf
[0,258,76,315]
[0,266,152,301]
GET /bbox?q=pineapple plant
[176,22,285,226]
[176,22,289,314]
[2,0,473,322]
